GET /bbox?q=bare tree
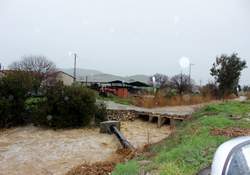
[150,73,169,88]
[9,55,57,81]
[170,73,193,94]
[9,55,56,73]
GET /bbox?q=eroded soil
[211,127,250,137]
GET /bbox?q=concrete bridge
[101,97,246,127]
[136,111,191,128]
[103,101,197,127]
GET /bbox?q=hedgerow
[0,71,107,128]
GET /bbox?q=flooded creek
[0,120,171,175]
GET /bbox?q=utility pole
[189,63,194,85]
[73,53,77,82]
[85,76,88,86]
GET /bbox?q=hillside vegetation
[112,101,250,175]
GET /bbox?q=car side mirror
[211,136,250,175]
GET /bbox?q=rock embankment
[107,110,137,121]
[105,100,196,122]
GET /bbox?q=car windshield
[227,144,250,175]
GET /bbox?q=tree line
[0,53,248,128]
[150,53,247,98]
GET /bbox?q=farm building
[97,80,151,98]
[0,70,74,86]
[53,71,75,86]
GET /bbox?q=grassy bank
[112,101,250,175]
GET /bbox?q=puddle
[0,120,171,175]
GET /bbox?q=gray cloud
[0,0,249,84]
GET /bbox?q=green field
[112,101,250,175]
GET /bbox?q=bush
[33,83,98,128]
[200,83,219,99]
[0,98,13,127]
[0,97,26,128]
[0,72,107,129]
[94,102,108,125]
[0,71,36,127]
[24,97,46,123]
[25,97,46,111]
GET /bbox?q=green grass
[112,101,250,175]
[112,161,139,175]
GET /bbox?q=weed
[112,161,139,175]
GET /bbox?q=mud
[211,127,250,137]
[0,120,171,175]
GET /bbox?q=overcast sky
[0,0,250,84]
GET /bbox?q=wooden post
[149,115,153,122]
[157,117,166,128]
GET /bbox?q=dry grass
[133,94,214,108]
[66,140,155,175]
[246,92,250,100]
[66,162,115,175]
[66,147,144,175]
[132,91,241,108]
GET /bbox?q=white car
[199,136,250,175]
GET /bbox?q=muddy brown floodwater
[0,120,171,175]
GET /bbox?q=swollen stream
[0,120,171,175]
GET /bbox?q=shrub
[24,97,46,123]
[0,71,36,127]
[25,97,46,111]
[200,83,219,99]
[0,72,107,129]
[33,83,97,128]
[94,102,108,125]
[0,97,26,127]
[0,98,13,127]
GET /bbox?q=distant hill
[85,73,126,82]
[125,74,151,84]
[61,68,102,77]
[60,68,150,84]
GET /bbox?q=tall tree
[210,53,247,97]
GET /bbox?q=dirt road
[103,100,202,115]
